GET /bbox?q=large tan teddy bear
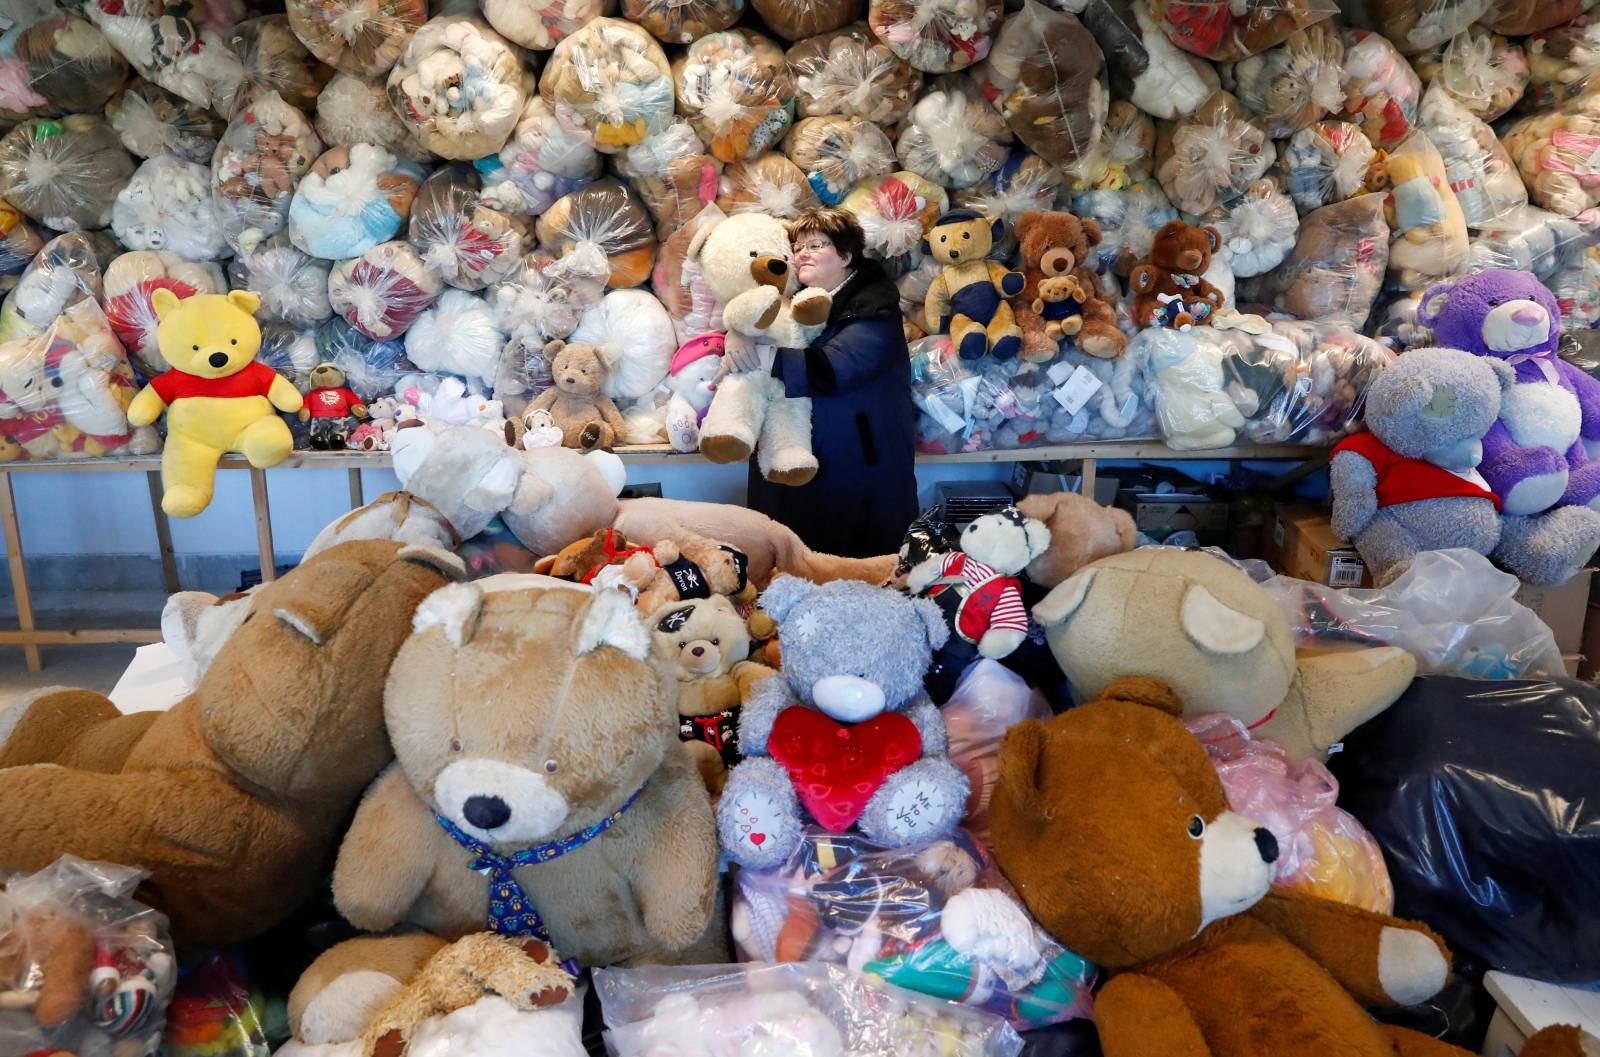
[524,338,629,451]
[688,212,831,485]
[0,540,464,949]
[291,580,724,1047]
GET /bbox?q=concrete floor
[0,590,165,697]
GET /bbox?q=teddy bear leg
[716,755,804,869]
[237,414,295,469]
[0,688,121,767]
[1078,321,1127,360]
[698,373,765,464]
[1351,513,1425,588]
[950,314,989,361]
[857,757,968,849]
[289,933,448,1048]
[1560,448,1600,511]
[578,421,615,452]
[1494,508,1600,585]
[755,393,817,487]
[987,303,1022,361]
[160,434,223,518]
[1015,307,1058,363]
[1095,973,1215,1057]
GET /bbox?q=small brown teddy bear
[0,905,96,1029]
[525,339,628,451]
[990,676,1596,1057]
[1130,220,1226,330]
[1013,211,1126,361]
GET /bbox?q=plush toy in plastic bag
[952,154,1067,260]
[973,2,1105,170]
[285,0,426,76]
[623,0,742,45]
[673,30,794,164]
[0,198,43,279]
[1222,317,1391,444]
[1184,713,1394,914]
[0,856,177,1057]
[1194,178,1299,278]
[211,91,322,253]
[228,235,333,330]
[387,15,527,161]
[1365,130,1468,290]
[1271,192,1390,328]
[651,202,727,341]
[1068,100,1155,193]
[404,287,507,384]
[478,94,602,217]
[328,239,442,339]
[1072,178,1176,276]
[1077,0,1218,122]
[159,952,270,1057]
[1480,0,1596,35]
[0,231,108,345]
[1280,119,1377,215]
[313,314,418,400]
[105,251,226,377]
[482,0,604,50]
[490,245,608,357]
[941,659,1051,848]
[1148,0,1337,62]
[731,828,1096,1032]
[867,0,1001,74]
[1132,326,1246,450]
[1336,29,1421,150]
[1550,243,1600,331]
[614,119,720,237]
[82,2,244,114]
[1412,24,1527,121]
[1155,91,1272,215]
[1226,22,1344,138]
[785,115,895,207]
[787,22,921,125]
[894,78,1010,191]
[1503,86,1600,218]
[112,155,231,263]
[407,165,527,291]
[596,961,1025,1057]
[106,80,225,164]
[1521,16,1600,112]
[1417,85,1526,230]
[0,10,128,120]
[539,17,675,153]
[1465,204,1600,279]
[0,116,133,232]
[840,171,948,277]
[313,71,435,161]
[536,177,658,288]
[219,14,323,118]
[1341,0,1489,56]
[751,0,860,42]
[567,286,678,403]
[717,152,819,218]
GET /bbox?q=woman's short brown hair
[789,207,866,265]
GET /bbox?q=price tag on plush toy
[920,392,967,434]
[1051,366,1103,415]
[1046,360,1077,386]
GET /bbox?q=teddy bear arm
[1095,972,1215,1057]
[631,755,720,952]
[598,396,629,437]
[268,373,305,415]
[904,553,947,595]
[924,276,952,331]
[528,388,559,414]
[126,385,166,428]
[1128,264,1159,294]
[1329,450,1380,540]
[332,764,440,932]
[904,697,949,756]
[988,262,1026,299]
[722,287,783,337]
[1559,360,1600,442]
[1249,888,1450,1009]
[733,675,794,757]
[1195,278,1225,307]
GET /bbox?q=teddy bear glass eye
[1188,815,1205,839]
[544,759,559,774]
[449,738,462,752]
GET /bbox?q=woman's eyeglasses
[794,240,835,255]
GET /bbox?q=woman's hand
[717,341,770,377]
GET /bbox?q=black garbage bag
[1329,676,1600,984]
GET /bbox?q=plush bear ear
[1079,217,1103,247]
[1179,585,1264,655]
[757,574,815,622]
[921,235,932,258]
[575,587,650,660]
[1200,226,1222,254]
[227,290,262,316]
[1034,567,1095,627]
[996,719,1049,825]
[1416,282,1452,326]
[389,423,436,485]
[151,287,182,321]
[912,595,950,651]
[687,221,716,263]
[541,339,565,365]
[413,581,485,647]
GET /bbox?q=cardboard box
[1115,487,1229,545]
[1270,504,1372,588]
[1009,463,1120,505]
[1515,567,1594,656]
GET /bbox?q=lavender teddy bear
[1419,268,1600,583]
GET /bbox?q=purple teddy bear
[1418,268,1600,583]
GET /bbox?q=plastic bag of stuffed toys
[386,15,527,161]
[1411,25,1527,122]
[596,961,1025,1057]
[1280,120,1376,215]
[786,116,896,207]
[313,315,417,400]
[1464,204,1600,279]
[672,30,795,164]
[1192,178,1299,278]
[895,78,1010,192]
[951,154,1067,259]
[1217,318,1392,444]
[228,234,333,330]
[717,153,819,218]
[1520,16,1600,113]
[328,239,442,339]
[1265,192,1390,328]
[479,96,603,217]
[1480,0,1597,36]
[1550,243,1600,330]
[0,116,133,233]
[1075,0,1219,123]
[539,17,676,153]
[407,165,527,290]
[105,251,227,377]
[481,0,604,50]
[731,828,1096,1032]
[614,120,721,236]
[1071,179,1175,277]
[81,0,244,115]
[1364,129,1468,290]
[211,91,322,253]
[285,0,427,76]
[0,856,177,1057]
[1336,29,1421,151]
[971,1,1104,169]
[787,23,921,126]
[1503,88,1600,218]
[0,10,129,121]
[749,0,861,43]
[623,0,743,44]
[220,14,323,118]
[106,81,226,164]
[867,0,1001,74]
[1155,91,1272,215]
[1184,714,1394,915]
[1416,85,1527,230]
[841,171,948,277]
[0,232,109,345]
[112,155,231,262]
[536,178,658,288]
[1148,0,1337,62]
[1224,23,1344,139]
[1340,0,1490,56]
[313,72,435,162]
[0,199,44,280]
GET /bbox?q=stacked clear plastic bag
[1078,0,1219,122]
[673,30,794,164]
[910,336,1084,453]
[484,0,606,50]
[623,0,743,45]
[0,199,42,279]
[313,314,419,399]
[1340,0,1489,56]
[285,0,426,76]
[1148,0,1338,62]
[113,155,231,263]
[1412,25,1527,122]
[971,1,1104,169]
[652,201,727,341]
[1072,179,1178,276]
[313,71,435,162]
[840,171,948,277]
[1549,243,1600,331]
[1132,327,1249,450]
[1222,318,1392,444]
[785,115,895,206]
[787,22,921,126]
[866,0,1001,74]
[491,245,609,352]
[730,828,1096,1032]
[1039,342,1163,443]
[159,952,271,1057]
[614,119,721,238]
[596,961,1024,1057]
[535,177,657,288]
[408,165,528,291]
[228,235,333,330]
[1367,130,1468,290]
[0,856,177,1057]
[1417,85,1526,230]
[952,153,1068,259]
[289,143,424,261]
[405,287,508,385]
[539,17,676,153]
[1156,91,1272,215]
[1225,23,1344,138]
[0,116,133,232]
[943,659,1051,848]
[1271,192,1390,328]
[106,251,227,377]
[254,321,319,393]
[1195,178,1299,278]
[1068,100,1155,191]
[894,78,1010,191]
[0,10,128,120]
[1184,713,1395,914]
[1280,119,1376,215]
[1479,0,1596,36]
[82,2,244,114]
[716,152,819,218]
[211,91,322,253]
[751,0,861,42]
[0,232,108,345]
[1336,29,1421,150]
[328,240,443,339]
[386,15,527,161]
[1465,204,1600,278]
[219,14,323,118]
[476,95,599,218]
[106,81,225,163]
[1523,18,1600,114]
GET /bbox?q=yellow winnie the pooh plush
[127,289,304,518]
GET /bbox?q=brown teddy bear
[1014,490,1137,587]
[1130,219,1227,330]
[1014,210,1127,361]
[990,676,1595,1057]
[524,338,628,451]
[0,540,464,949]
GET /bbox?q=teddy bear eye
[962,231,970,239]
[678,640,686,648]
[711,638,720,646]
[192,344,199,351]
[449,737,462,752]
[1187,815,1205,839]
[230,338,237,345]
[544,759,559,774]
[749,250,758,257]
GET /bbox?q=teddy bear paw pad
[1377,927,1448,1007]
[879,776,960,843]
[724,789,795,859]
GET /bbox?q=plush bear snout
[1483,299,1551,352]
[750,256,789,289]
[208,352,229,369]
[679,640,722,676]
[1176,249,1204,272]
[436,758,570,842]
[1040,248,1075,275]
[811,674,886,722]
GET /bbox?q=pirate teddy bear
[298,362,370,450]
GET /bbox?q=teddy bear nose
[691,645,705,657]
[208,352,229,369]
[1511,304,1544,326]
[1253,827,1279,864]
[463,794,511,830]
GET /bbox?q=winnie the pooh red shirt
[148,361,279,403]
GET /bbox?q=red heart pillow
[768,706,921,832]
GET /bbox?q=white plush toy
[663,333,723,453]
[1133,327,1246,450]
[686,212,830,483]
[906,504,1050,659]
[111,154,230,261]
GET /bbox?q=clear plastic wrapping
[1271,192,1390,328]
[478,94,601,217]
[539,17,676,153]
[1280,119,1376,215]
[941,660,1051,847]
[731,828,1096,1032]
[614,119,721,237]
[1336,29,1420,150]
[787,22,921,126]
[1080,0,1220,122]
[289,142,423,260]
[484,0,605,50]
[840,170,948,276]
[1196,178,1299,278]
[1479,0,1597,37]
[1366,130,1468,290]
[1148,0,1338,62]
[623,0,742,44]
[105,250,226,376]
[1464,204,1600,278]
[1133,327,1247,450]
[313,71,435,162]
[0,10,128,119]
[1068,101,1156,191]
[893,78,1009,191]
[1412,25,1527,122]
[596,961,1024,1057]
[0,232,106,345]
[159,952,272,1057]
[1417,84,1527,230]
[313,313,418,398]
[1071,178,1177,275]
[752,0,862,42]
[228,233,334,329]
[219,14,323,117]
[210,91,322,253]
[1523,17,1600,115]
[1185,713,1394,914]
[328,239,443,339]
[972,1,1105,169]
[1502,92,1600,218]
[1156,91,1273,214]
[106,80,225,163]
[0,857,177,1057]
[784,115,895,206]
[285,0,426,76]
[405,287,507,383]
[387,15,527,161]
[867,0,1002,74]
[490,248,607,407]
[951,153,1068,258]
[651,201,727,340]
[82,3,244,113]
[1223,317,1392,443]
[535,177,657,288]
[0,116,133,231]
[1226,23,1344,138]
[0,198,43,278]
[1550,243,1600,330]
[716,152,819,218]
[407,164,528,291]
[673,30,794,164]
[568,286,676,399]
[1340,0,1489,56]
[112,154,231,262]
